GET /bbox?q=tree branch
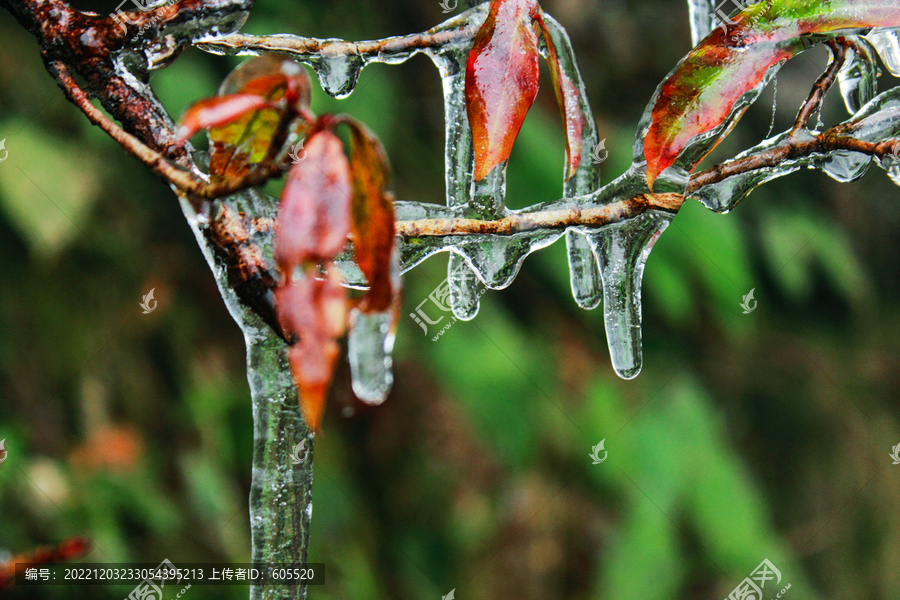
[194,20,480,59]
[52,61,293,202]
[395,193,684,236]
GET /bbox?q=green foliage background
[1,0,900,598]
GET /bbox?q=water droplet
[313,54,364,98]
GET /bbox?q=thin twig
[688,132,900,193]
[194,20,480,59]
[51,62,291,201]
[790,39,846,135]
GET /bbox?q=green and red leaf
[178,55,312,178]
[177,94,275,142]
[466,0,542,181]
[643,0,900,190]
[345,120,397,313]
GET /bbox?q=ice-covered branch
[4,0,900,592]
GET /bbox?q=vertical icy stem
[246,328,314,600]
[433,49,483,320]
[687,0,717,46]
[538,14,604,310]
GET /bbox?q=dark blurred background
[2,0,900,598]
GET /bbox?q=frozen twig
[790,39,846,135]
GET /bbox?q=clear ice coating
[309,4,669,379]
[837,36,878,115]
[433,36,486,320]
[693,86,900,212]
[193,2,900,393]
[175,189,312,600]
[867,28,900,77]
[129,4,900,599]
[348,308,395,404]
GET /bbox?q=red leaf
[276,269,347,432]
[345,120,397,313]
[274,128,354,431]
[466,0,541,181]
[275,130,352,268]
[177,94,274,142]
[538,14,586,180]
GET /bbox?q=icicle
[348,307,395,404]
[311,53,365,98]
[566,231,603,309]
[837,37,878,115]
[586,211,672,379]
[867,28,900,77]
[686,0,717,46]
[448,254,481,320]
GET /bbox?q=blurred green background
[2,0,900,598]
